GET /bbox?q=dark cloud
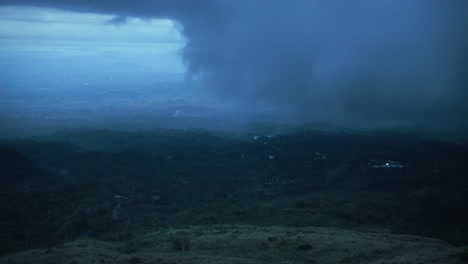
[105,15,127,25]
[2,0,468,131]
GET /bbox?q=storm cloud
[2,0,468,130]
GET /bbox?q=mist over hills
[2,1,468,136]
[1,1,468,263]
[1,68,467,142]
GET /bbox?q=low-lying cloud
[2,0,468,131]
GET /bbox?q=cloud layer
[3,0,468,130]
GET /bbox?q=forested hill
[1,129,467,255]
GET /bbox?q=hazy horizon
[1,1,467,139]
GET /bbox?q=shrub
[296,243,313,251]
[128,256,143,264]
[170,235,191,251]
[105,232,135,242]
[458,247,468,262]
[118,242,139,254]
[267,236,277,242]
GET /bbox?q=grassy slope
[0,225,466,264]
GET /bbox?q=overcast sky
[1,1,467,133]
[0,6,185,72]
